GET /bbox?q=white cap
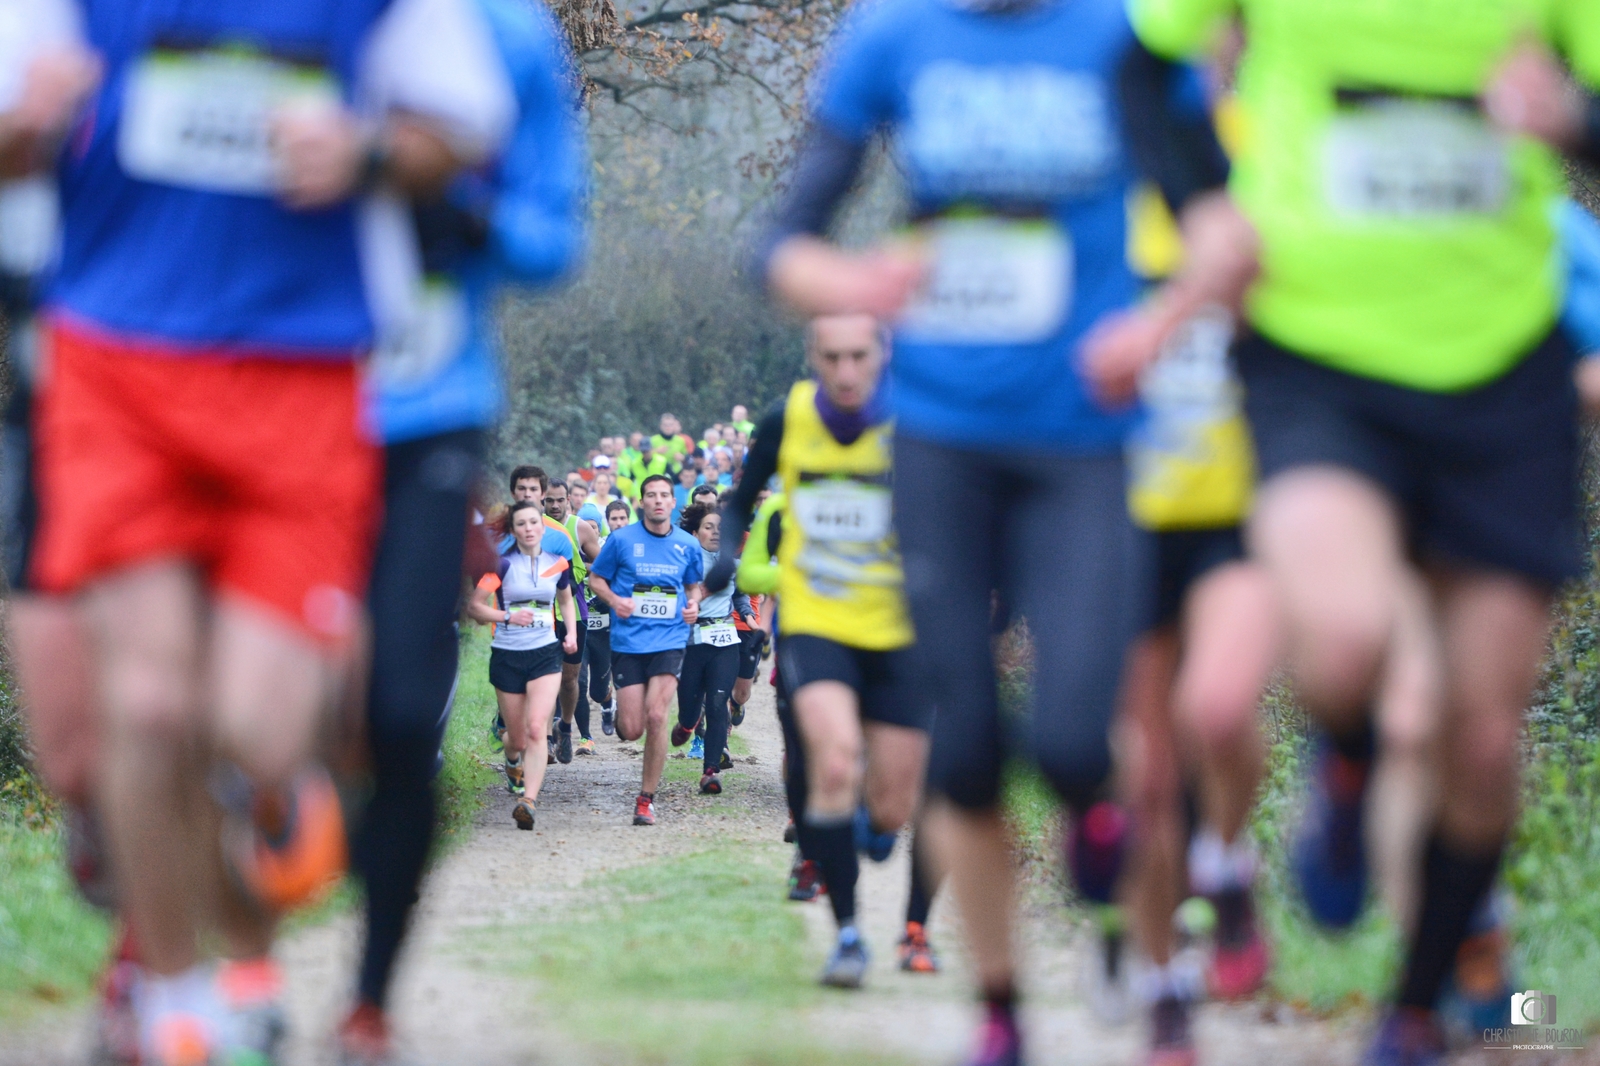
[592,455,613,468]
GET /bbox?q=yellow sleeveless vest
[776,381,911,650]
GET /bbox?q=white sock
[1188,829,1258,895]
[135,964,228,1052]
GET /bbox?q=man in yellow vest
[708,314,934,990]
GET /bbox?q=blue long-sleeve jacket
[370,0,587,444]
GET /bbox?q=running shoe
[1363,1007,1446,1066]
[1206,886,1270,1000]
[1082,904,1133,1027]
[820,928,869,989]
[897,921,940,973]
[602,702,616,736]
[513,799,536,831]
[1067,802,1128,906]
[90,931,141,1066]
[217,956,287,1063]
[574,737,596,757]
[730,699,746,727]
[1145,995,1196,1066]
[68,806,118,913]
[633,794,656,826]
[504,754,525,796]
[227,766,348,913]
[783,818,797,844]
[687,736,705,762]
[699,770,722,795]
[719,747,734,771]
[557,727,573,765]
[854,806,897,862]
[489,713,505,749]
[966,1004,1022,1066]
[337,1001,392,1066]
[1437,893,1513,1039]
[1292,737,1371,929]
[788,857,824,902]
[671,719,700,747]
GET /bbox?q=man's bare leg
[639,675,678,796]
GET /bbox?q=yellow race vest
[777,381,912,651]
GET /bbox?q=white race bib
[632,588,678,621]
[119,48,340,196]
[368,277,469,388]
[698,621,740,648]
[792,480,893,544]
[506,601,552,630]
[1325,96,1509,219]
[586,612,609,631]
[897,217,1072,346]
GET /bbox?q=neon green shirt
[1131,0,1600,391]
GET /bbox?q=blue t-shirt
[371,0,586,443]
[812,0,1142,452]
[53,0,387,353]
[590,521,705,654]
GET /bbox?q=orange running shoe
[898,921,940,973]
[231,766,348,913]
[338,1001,392,1066]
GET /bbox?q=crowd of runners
[5,0,1600,1064]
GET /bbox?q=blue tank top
[51,0,390,355]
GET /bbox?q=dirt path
[3,675,1591,1065]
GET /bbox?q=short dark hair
[639,473,674,496]
[680,502,715,535]
[690,484,718,501]
[605,499,631,518]
[547,478,568,495]
[509,465,547,493]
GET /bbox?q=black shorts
[612,648,685,690]
[1147,527,1245,631]
[489,644,564,693]
[555,617,586,665]
[737,627,764,681]
[1237,327,1583,588]
[776,634,929,731]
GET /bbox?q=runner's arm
[576,519,600,563]
[683,583,704,625]
[0,0,97,178]
[467,574,515,626]
[586,573,633,618]
[556,578,578,654]
[1117,42,1230,219]
[707,404,783,592]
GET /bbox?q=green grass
[437,625,504,843]
[478,843,908,1066]
[0,815,113,1020]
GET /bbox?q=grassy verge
[477,842,909,1066]
[0,624,506,1020]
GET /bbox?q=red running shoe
[633,794,656,826]
[1207,886,1271,1000]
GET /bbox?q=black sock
[983,981,1016,1014]
[1397,833,1504,1011]
[1327,716,1376,765]
[641,791,654,801]
[906,831,942,926]
[560,721,572,734]
[574,700,591,740]
[799,817,858,928]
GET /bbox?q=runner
[581,498,636,738]
[1,1,513,1060]
[587,473,705,826]
[752,0,1236,1048]
[1098,3,1600,1060]
[468,500,579,829]
[708,313,925,990]
[339,0,585,1053]
[546,477,601,757]
[579,467,617,529]
[671,503,751,793]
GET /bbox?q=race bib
[792,479,893,544]
[368,277,469,388]
[586,612,609,631]
[698,621,740,648]
[632,586,678,621]
[897,216,1072,346]
[1325,93,1509,219]
[119,47,340,196]
[506,601,552,630]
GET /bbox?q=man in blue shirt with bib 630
[588,473,705,825]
